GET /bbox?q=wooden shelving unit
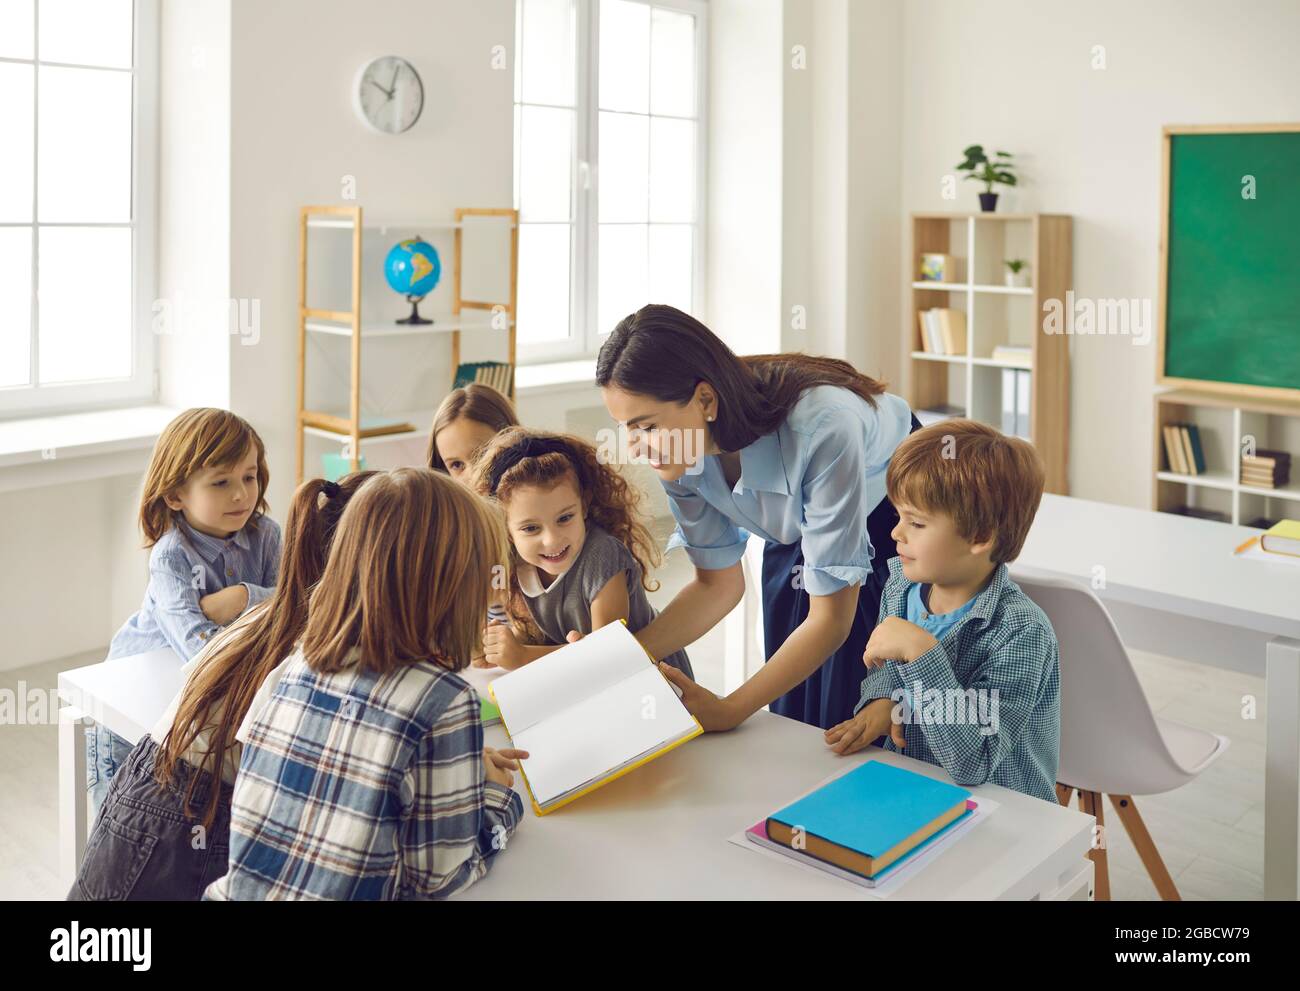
[904,212,1073,494]
[1152,389,1300,528]
[294,205,518,483]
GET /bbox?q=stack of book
[1161,422,1207,475]
[1240,449,1291,490]
[746,760,978,888]
[991,344,1032,367]
[916,309,967,355]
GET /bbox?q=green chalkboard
[1164,130,1300,393]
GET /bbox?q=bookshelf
[294,205,518,483]
[1153,389,1300,528]
[904,212,1073,494]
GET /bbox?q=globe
[384,237,442,324]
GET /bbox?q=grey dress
[516,525,693,678]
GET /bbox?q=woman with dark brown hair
[597,304,921,732]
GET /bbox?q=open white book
[489,620,702,815]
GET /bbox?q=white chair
[1013,570,1230,900]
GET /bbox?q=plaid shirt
[855,557,1061,803]
[204,648,523,900]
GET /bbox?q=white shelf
[972,355,1034,369]
[910,350,967,364]
[973,284,1033,295]
[306,316,511,338]
[911,281,1033,295]
[1157,470,1300,504]
[1237,481,1300,503]
[911,351,1033,370]
[1156,470,1238,492]
[306,218,517,231]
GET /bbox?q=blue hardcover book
[765,760,971,878]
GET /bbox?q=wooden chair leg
[1109,794,1181,901]
[1078,790,1110,900]
[1055,783,1074,807]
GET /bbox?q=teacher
[597,304,920,732]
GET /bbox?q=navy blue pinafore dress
[762,413,923,729]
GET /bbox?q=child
[91,408,281,817]
[471,427,693,677]
[68,472,375,900]
[427,383,519,484]
[825,419,1061,804]
[205,468,527,900]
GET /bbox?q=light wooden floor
[0,547,1266,900]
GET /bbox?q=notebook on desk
[489,620,702,815]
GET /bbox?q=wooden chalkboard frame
[1157,122,1300,401]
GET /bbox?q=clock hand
[369,79,394,100]
[390,65,400,95]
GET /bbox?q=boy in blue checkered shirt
[825,420,1061,803]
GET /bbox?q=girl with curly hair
[471,427,693,678]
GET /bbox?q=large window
[514,0,706,363]
[0,0,157,416]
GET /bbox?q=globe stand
[396,294,432,326]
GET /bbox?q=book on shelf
[915,404,964,428]
[1172,504,1230,523]
[916,308,966,355]
[1000,368,1031,439]
[1161,422,1206,476]
[453,360,515,395]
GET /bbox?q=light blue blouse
[108,514,281,661]
[663,385,913,597]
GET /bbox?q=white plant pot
[1005,269,1029,288]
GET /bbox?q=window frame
[514,0,708,366]
[0,0,159,419]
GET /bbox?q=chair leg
[1109,794,1181,901]
[1078,790,1110,901]
[1055,783,1074,807]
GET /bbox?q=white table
[57,649,183,888]
[464,712,1093,900]
[1013,494,1300,900]
[56,651,1093,899]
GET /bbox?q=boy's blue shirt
[855,556,1061,803]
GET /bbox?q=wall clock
[353,55,424,134]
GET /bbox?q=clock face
[353,56,424,134]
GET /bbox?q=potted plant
[956,144,1018,212]
[1004,258,1029,288]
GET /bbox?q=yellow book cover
[488,620,702,816]
[1261,520,1300,557]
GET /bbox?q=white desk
[56,652,1093,900]
[57,649,183,888]
[1013,494,1300,900]
[465,712,1093,900]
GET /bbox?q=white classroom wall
[896,0,1300,505]
[5,0,1300,671]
